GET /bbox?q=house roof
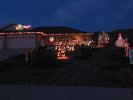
[0,23,32,31]
[33,26,89,34]
[0,24,92,35]
[0,23,18,31]
[0,23,43,35]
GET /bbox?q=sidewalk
[0,85,132,100]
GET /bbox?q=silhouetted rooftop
[0,23,18,31]
[33,26,89,34]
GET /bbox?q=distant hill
[110,28,133,39]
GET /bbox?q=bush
[28,48,64,69]
[74,46,92,60]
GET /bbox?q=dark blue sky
[0,0,133,32]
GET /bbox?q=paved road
[0,85,132,100]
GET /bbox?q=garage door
[7,35,36,49]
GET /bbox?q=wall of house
[43,36,57,46]
[43,34,91,46]
[36,34,43,47]
[0,36,4,49]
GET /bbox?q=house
[33,26,92,46]
[0,23,92,49]
[0,23,44,49]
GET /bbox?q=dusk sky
[0,0,133,32]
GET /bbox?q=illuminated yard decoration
[129,49,133,64]
[16,24,23,30]
[57,48,68,60]
[87,40,96,48]
[56,43,68,60]
[97,32,110,48]
[49,37,54,42]
[115,33,125,47]
[125,38,131,57]
[16,24,31,30]
[97,33,103,48]
[55,41,76,60]
[55,42,75,51]
[66,42,75,51]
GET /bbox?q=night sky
[0,0,133,32]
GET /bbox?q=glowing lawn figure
[56,44,68,60]
[125,39,131,57]
[129,49,133,64]
[115,33,125,47]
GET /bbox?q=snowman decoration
[115,33,125,47]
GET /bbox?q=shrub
[28,48,64,69]
[74,46,92,60]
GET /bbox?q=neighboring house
[0,23,44,49]
[33,26,92,46]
